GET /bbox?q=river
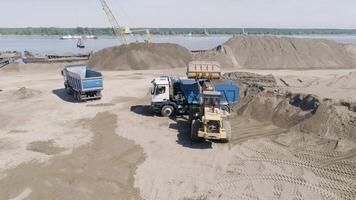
[0,34,356,54]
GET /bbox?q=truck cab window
[155,85,166,95]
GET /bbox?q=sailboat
[242,28,248,35]
[204,28,210,37]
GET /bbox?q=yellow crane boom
[99,0,127,45]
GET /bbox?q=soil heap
[195,35,356,69]
[326,72,356,89]
[230,78,356,150]
[88,43,192,70]
[12,87,41,100]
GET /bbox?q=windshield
[204,95,220,108]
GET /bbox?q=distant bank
[0,27,356,36]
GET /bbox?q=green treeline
[0,27,113,36]
[0,27,356,36]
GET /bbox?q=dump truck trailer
[61,65,103,102]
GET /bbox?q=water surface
[0,34,355,54]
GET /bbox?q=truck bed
[64,65,103,92]
[62,65,103,101]
[176,78,240,105]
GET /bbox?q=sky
[0,0,355,28]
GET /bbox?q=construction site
[1,1,356,200]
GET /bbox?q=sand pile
[0,63,67,73]
[345,44,356,63]
[300,103,356,142]
[26,140,65,155]
[88,43,192,70]
[234,87,356,147]
[223,71,277,87]
[12,87,41,99]
[195,35,356,69]
[236,91,318,128]
[326,72,356,89]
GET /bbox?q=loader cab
[202,91,221,114]
[151,77,170,103]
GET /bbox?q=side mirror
[151,86,156,95]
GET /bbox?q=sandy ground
[0,64,355,200]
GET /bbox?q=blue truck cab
[61,64,103,102]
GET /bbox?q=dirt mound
[233,87,356,146]
[12,87,41,99]
[345,44,356,63]
[26,140,65,155]
[300,103,356,141]
[326,72,356,89]
[236,91,318,129]
[88,43,192,71]
[195,35,356,69]
[226,35,355,69]
[0,63,69,73]
[223,71,277,88]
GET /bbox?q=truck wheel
[161,105,174,117]
[73,92,77,100]
[222,120,232,143]
[64,84,70,94]
[76,93,82,102]
[74,91,81,102]
[191,120,200,141]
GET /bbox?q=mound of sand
[234,87,356,145]
[88,43,192,70]
[345,44,356,63]
[223,71,277,88]
[0,63,68,73]
[26,140,65,155]
[195,35,356,69]
[13,87,41,100]
[300,103,356,142]
[326,72,356,89]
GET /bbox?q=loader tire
[191,120,200,141]
[161,105,174,117]
[222,120,231,143]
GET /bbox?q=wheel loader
[190,90,232,142]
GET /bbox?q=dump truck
[150,61,240,142]
[61,64,103,102]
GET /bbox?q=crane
[99,0,151,45]
[99,0,127,45]
[129,28,152,44]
